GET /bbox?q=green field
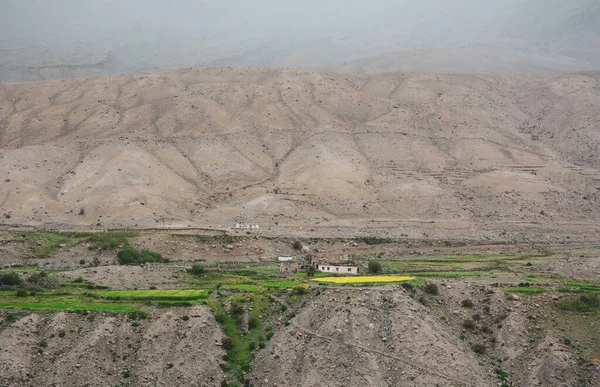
[223,284,260,292]
[0,296,139,312]
[95,289,208,300]
[263,281,300,288]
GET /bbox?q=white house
[315,263,360,275]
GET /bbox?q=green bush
[368,261,382,274]
[117,244,163,265]
[424,282,439,295]
[471,342,486,354]
[182,315,190,321]
[189,264,205,276]
[16,288,27,297]
[58,329,66,338]
[462,319,476,330]
[0,272,22,287]
[248,316,259,330]
[556,294,599,312]
[461,299,474,308]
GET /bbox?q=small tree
[189,264,205,276]
[0,272,22,287]
[424,282,439,295]
[368,261,382,274]
[292,240,302,250]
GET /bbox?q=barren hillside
[0,68,599,239]
[0,306,225,386]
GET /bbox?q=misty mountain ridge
[1,0,599,82]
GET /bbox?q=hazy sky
[0,0,546,46]
[0,0,597,80]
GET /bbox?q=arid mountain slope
[0,68,599,238]
[0,306,225,386]
[251,288,494,386]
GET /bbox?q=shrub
[0,272,22,287]
[73,277,84,283]
[293,284,308,295]
[79,259,85,265]
[248,342,256,351]
[556,294,600,312]
[368,261,382,274]
[280,304,288,313]
[424,282,438,295]
[462,319,476,330]
[58,330,66,338]
[266,332,274,340]
[189,264,205,276]
[16,288,27,297]
[563,337,572,345]
[306,266,316,277]
[401,282,414,291]
[461,299,474,308]
[128,311,148,320]
[292,240,302,250]
[248,316,259,330]
[471,342,486,354]
[117,244,163,265]
[221,336,233,350]
[5,313,19,323]
[182,315,190,321]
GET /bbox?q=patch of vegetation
[117,244,164,265]
[31,233,68,258]
[358,237,394,246]
[96,289,208,301]
[368,261,383,274]
[503,287,546,294]
[80,232,134,250]
[0,272,22,287]
[471,342,486,354]
[461,299,474,308]
[495,369,509,381]
[556,294,600,313]
[189,264,205,276]
[424,282,439,295]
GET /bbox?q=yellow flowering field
[311,275,414,284]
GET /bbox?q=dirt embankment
[251,288,494,386]
[0,305,225,387]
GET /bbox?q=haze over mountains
[1,0,599,82]
[1,68,599,239]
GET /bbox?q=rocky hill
[0,68,599,240]
[0,306,224,386]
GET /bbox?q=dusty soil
[252,286,600,387]
[0,68,599,240]
[0,305,225,387]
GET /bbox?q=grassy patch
[311,275,414,284]
[95,289,208,301]
[408,271,481,277]
[263,281,300,288]
[77,232,134,250]
[223,284,260,292]
[556,294,600,313]
[0,296,139,312]
[503,287,546,294]
[31,233,68,258]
